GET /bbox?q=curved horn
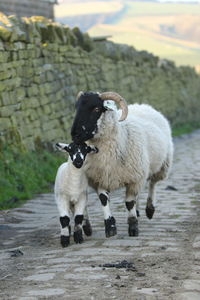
[100,92,128,121]
[76,91,84,100]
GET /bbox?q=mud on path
[0,131,200,300]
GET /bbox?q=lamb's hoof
[128,217,139,237]
[146,204,155,219]
[105,216,117,238]
[136,210,140,217]
[83,220,92,236]
[74,229,84,244]
[60,235,70,247]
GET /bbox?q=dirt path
[0,131,200,300]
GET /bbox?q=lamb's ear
[87,146,99,153]
[55,143,70,152]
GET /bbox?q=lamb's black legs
[98,188,117,237]
[73,215,84,244]
[58,194,92,247]
[73,194,87,244]
[60,215,71,247]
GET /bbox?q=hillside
[55,1,200,69]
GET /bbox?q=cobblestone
[0,130,200,299]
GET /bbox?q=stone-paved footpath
[0,131,200,300]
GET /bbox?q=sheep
[71,91,174,237]
[54,141,98,247]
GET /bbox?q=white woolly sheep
[71,91,174,237]
[54,142,98,247]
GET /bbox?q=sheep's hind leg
[98,188,117,238]
[146,180,156,219]
[146,163,168,219]
[125,187,139,237]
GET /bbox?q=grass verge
[0,146,64,210]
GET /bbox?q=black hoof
[128,217,139,236]
[60,235,70,247]
[146,204,155,219]
[83,220,92,236]
[136,210,140,217]
[74,229,84,244]
[104,216,117,238]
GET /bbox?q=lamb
[54,141,98,247]
[70,91,174,237]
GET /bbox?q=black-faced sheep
[71,91,174,237]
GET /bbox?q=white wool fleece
[84,103,173,192]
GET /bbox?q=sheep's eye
[93,107,101,113]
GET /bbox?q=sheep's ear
[103,100,117,111]
[76,91,84,100]
[55,143,70,152]
[87,146,99,153]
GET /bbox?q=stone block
[0,81,7,92]
[0,104,19,117]
[42,119,59,131]
[27,85,39,97]
[0,51,10,63]
[0,40,4,50]
[28,98,40,109]
[28,110,38,121]
[0,25,12,41]
[43,104,52,115]
[1,91,11,105]
[0,117,11,129]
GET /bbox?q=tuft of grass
[0,146,65,210]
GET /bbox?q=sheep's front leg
[56,196,71,247]
[98,188,117,238]
[125,186,139,237]
[73,193,87,244]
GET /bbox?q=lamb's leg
[73,193,87,244]
[98,188,117,238]
[82,205,92,237]
[56,196,71,247]
[125,186,139,237]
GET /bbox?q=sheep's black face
[71,92,106,143]
[56,142,98,169]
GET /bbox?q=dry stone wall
[0,13,200,149]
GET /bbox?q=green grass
[172,123,200,137]
[0,146,65,210]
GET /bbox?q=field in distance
[55,0,200,69]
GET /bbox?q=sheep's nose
[73,161,83,169]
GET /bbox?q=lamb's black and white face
[71,92,106,143]
[56,142,98,169]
